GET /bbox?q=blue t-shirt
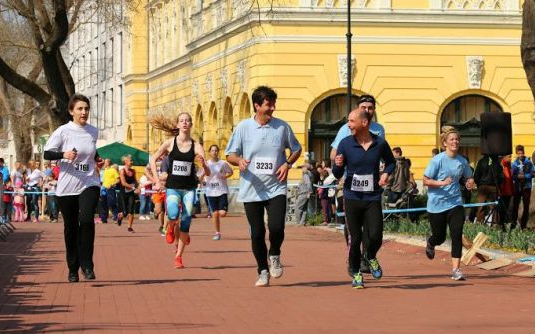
[424,152,472,213]
[331,122,385,149]
[225,116,302,202]
[332,134,396,201]
[0,166,9,183]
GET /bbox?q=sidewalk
[1,216,534,333]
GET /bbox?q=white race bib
[253,157,277,175]
[74,163,90,173]
[172,161,192,176]
[209,182,220,189]
[351,174,373,192]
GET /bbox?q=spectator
[295,163,313,226]
[10,161,23,186]
[2,179,12,223]
[498,154,514,228]
[460,155,476,223]
[25,159,44,222]
[0,158,9,184]
[99,159,120,224]
[138,169,153,220]
[385,147,411,204]
[318,169,336,226]
[473,155,504,225]
[43,166,59,223]
[12,181,25,222]
[511,145,533,229]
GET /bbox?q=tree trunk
[521,0,535,101]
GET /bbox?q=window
[108,38,114,78]
[118,85,123,126]
[101,42,106,81]
[117,32,123,74]
[101,91,107,129]
[109,88,114,126]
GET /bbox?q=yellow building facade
[124,0,533,181]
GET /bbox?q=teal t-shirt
[424,152,472,213]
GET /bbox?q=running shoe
[360,258,371,274]
[166,224,175,244]
[368,258,383,279]
[426,239,435,260]
[174,255,184,269]
[269,255,283,278]
[352,272,364,289]
[255,269,270,287]
[127,227,134,233]
[451,268,465,281]
[213,232,221,240]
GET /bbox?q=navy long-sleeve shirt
[333,133,396,201]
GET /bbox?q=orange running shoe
[174,255,184,269]
[165,223,175,244]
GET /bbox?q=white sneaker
[451,268,465,281]
[139,216,146,220]
[269,255,283,278]
[255,269,270,287]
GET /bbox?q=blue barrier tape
[335,201,499,217]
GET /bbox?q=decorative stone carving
[192,80,199,104]
[325,0,335,8]
[337,55,357,87]
[206,73,213,100]
[237,60,247,92]
[466,56,484,89]
[433,0,518,11]
[356,0,368,8]
[221,68,229,97]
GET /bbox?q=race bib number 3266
[351,174,373,192]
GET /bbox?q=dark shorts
[207,194,229,212]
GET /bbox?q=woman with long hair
[149,112,210,268]
[44,94,104,282]
[204,144,233,240]
[423,126,475,281]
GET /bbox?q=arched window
[308,94,362,162]
[440,94,502,163]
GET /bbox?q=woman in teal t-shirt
[423,126,474,281]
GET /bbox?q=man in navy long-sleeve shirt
[333,109,395,289]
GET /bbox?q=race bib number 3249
[351,174,373,192]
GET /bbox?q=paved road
[0,216,533,333]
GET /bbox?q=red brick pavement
[0,216,534,334]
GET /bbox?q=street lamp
[346,0,352,116]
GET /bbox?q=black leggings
[344,199,383,273]
[244,195,286,274]
[118,191,136,215]
[57,186,100,272]
[428,206,464,258]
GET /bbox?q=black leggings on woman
[57,186,100,273]
[344,199,383,273]
[118,191,136,215]
[428,206,464,258]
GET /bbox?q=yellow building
[124,0,533,181]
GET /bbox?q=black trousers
[512,188,531,229]
[244,195,286,274]
[345,199,383,273]
[57,186,100,273]
[428,206,464,258]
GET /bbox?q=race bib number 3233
[253,157,277,175]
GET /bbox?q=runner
[149,112,210,269]
[43,94,103,282]
[118,154,138,232]
[333,109,395,289]
[205,144,233,240]
[145,156,167,235]
[423,126,475,281]
[330,94,385,274]
[226,85,302,287]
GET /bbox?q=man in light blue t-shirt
[226,86,302,287]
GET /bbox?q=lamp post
[346,0,352,116]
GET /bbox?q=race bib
[74,163,90,172]
[172,161,192,176]
[351,174,373,192]
[253,157,277,175]
[209,182,220,189]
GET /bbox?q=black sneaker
[68,271,79,283]
[426,239,435,260]
[360,258,371,274]
[82,268,96,280]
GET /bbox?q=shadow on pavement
[0,230,65,332]
[87,278,219,288]
[40,322,215,333]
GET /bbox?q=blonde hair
[148,111,193,136]
[121,154,132,163]
[440,125,460,148]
